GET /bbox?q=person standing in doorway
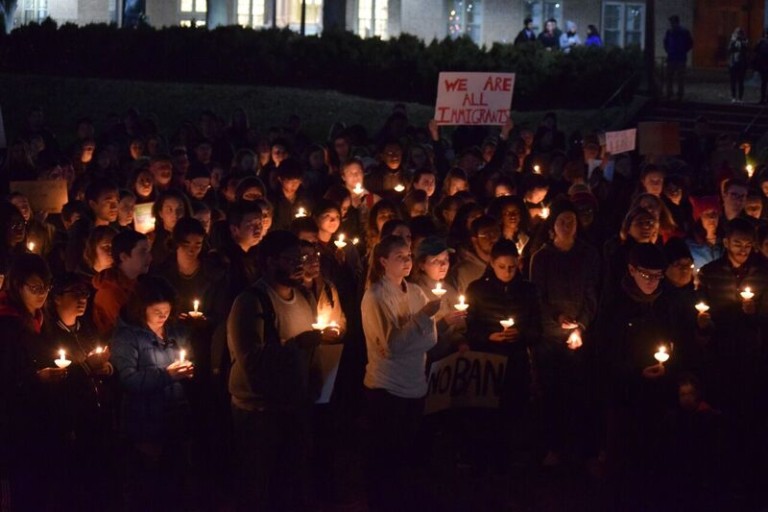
[664,15,694,101]
[728,28,749,103]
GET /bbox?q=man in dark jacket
[227,230,331,511]
[663,15,693,101]
[514,17,536,45]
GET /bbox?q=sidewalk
[678,68,764,105]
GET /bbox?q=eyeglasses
[10,222,26,232]
[25,282,52,296]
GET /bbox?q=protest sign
[425,351,507,414]
[10,180,68,213]
[133,203,155,234]
[311,343,344,405]
[605,128,637,155]
[638,122,681,156]
[434,72,515,126]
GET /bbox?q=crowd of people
[0,100,767,512]
[514,17,603,51]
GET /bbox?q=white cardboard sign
[425,350,508,414]
[434,72,515,126]
[605,128,637,155]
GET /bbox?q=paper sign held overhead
[605,128,637,155]
[9,180,68,213]
[434,72,515,126]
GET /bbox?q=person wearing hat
[42,272,115,510]
[529,199,600,466]
[594,242,674,501]
[411,235,466,363]
[685,195,724,271]
[559,21,581,53]
[661,237,706,376]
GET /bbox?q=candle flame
[352,237,360,245]
[533,165,541,174]
[58,349,65,360]
[179,349,186,363]
[27,241,35,252]
[193,299,200,313]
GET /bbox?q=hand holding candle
[168,349,194,380]
[86,345,110,370]
[746,164,755,179]
[55,349,71,369]
[431,281,447,298]
[188,298,204,319]
[566,328,583,350]
[740,287,757,315]
[312,315,328,331]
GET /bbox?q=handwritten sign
[434,72,515,126]
[425,351,507,414]
[605,128,637,155]
[638,122,681,156]
[10,180,68,213]
[133,202,155,234]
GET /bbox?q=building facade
[12,0,768,69]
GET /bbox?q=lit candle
[540,206,550,219]
[94,346,104,355]
[188,298,203,318]
[500,317,515,329]
[312,316,328,330]
[394,183,405,193]
[295,207,307,218]
[740,287,755,301]
[353,183,365,195]
[352,237,360,245]
[334,233,347,249]
[695,302,710,314]
[27,241,35,252]
[431,281,447,298]
[55,349,71,369]
[533,165,541,174]
[746,164,755,179]
[178,349,191,367]
[654,345,670,364]
[454,295,469,312]
[567,329,583,349]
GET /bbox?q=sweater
[92,268,136,337]
[362,278,437,398]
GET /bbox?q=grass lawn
[0,74,644,149]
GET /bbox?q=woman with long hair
[361,234,439,509]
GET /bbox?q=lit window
[523,0,562,32]
[602,1,644,48]
[238,0,266,28]
[447,1,483,45]
[358,0,388,39]
[180,0,206,13]
[22,0,48,24]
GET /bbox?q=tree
[0,0,18,34]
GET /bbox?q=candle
[540,206,550,219]
[353,183,365,195]
[567,329,583,348]
[312,316,328,330]
[454,295,469,312]
[431,281,447,298]
[177,349,191,367]
[746,164,755,179]
[188,298,203,318]
[334,234,347,249]
[500,317,515,329]
[394,183,405,193]
[295,207,307,218]
[654,345,670,364]
[94,346,104,355]
[533,165,541,174]
[55,349,71,369]
[352,237,360,245]
[27,241,35,252]
[695,302,710,314]
[740,287,755,301]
